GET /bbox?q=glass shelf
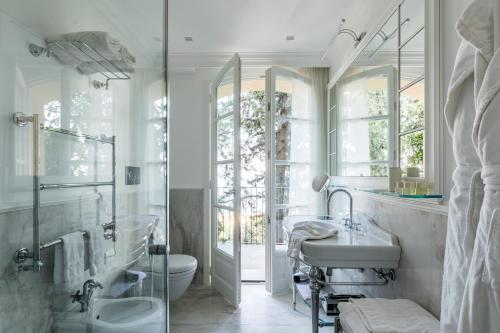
[362,189,444,201]
[333,186,445,202]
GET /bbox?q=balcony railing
[217,186,265,245]
[241,187,265,244]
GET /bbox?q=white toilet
[168,254,198,301]
[131,254,197,301]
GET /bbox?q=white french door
[210,54,242,306]
[265,67,314,294]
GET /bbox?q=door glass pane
[400,130,424,175]
[217,208,234,255]
[274,119,310,163]
[400,80,425,132]
[276,208,289,245]
[216,68,234,117]
[275,76,308,119]
[275,165,290,205]
[217,115,234,160]
[217,163,234,206]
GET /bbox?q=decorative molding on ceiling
[168,52,330,69]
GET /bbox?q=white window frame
[327,0,442,193]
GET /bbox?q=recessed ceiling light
[286,35,295,41]
[184,36,193,42]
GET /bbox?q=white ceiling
[169,0,393,54]
[0,0,164,67]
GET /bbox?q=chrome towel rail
[40,181,114,190]
[12,112,117,272]
[42,126,114,144]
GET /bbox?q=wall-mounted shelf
[29,39,131,89]
[331,184,444,203]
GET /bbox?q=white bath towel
[455,1,500,331]
[348,298,439,333]
[287,221,338,264]
[47,31,135,72]
[53,232,85,291]
[87,228,105,277]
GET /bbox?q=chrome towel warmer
[12,112,116,272]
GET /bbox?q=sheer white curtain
[302,67,328,214]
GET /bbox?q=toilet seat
[132,254,197,275]
[169,254,197,274]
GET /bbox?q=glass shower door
[0,1,168,332]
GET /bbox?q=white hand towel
[87,228,105,277]
[53,232,85,291]
[349,298,440,333]
[287,221,338,263]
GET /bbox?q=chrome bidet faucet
[71,279,103,312]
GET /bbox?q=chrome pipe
[40,181,114,190]
[111,136,116,241]
[32,114,42,272]
[39,231,89,250]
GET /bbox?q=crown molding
[168,52,329,69]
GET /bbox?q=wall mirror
[328,0,425,181]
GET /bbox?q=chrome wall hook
[28,43,52,57]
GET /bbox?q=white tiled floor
[241,244,265,281]
[170,284,334,332]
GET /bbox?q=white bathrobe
[455,0,500,331]
[440,40,483,333]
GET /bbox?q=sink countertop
[285,215,401,268]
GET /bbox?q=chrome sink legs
[309,266,325,333]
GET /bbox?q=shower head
[312,173,331,193]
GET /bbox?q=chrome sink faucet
[71,279,103,312]
[326,188,355,229]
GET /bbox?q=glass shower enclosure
[0,1,168,332]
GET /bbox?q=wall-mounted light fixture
[321,18,366,60]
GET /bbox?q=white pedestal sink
[284,214,401,268]
[284,214,401,333]
[53,297,165,332]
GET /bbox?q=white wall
[169,69,218,189]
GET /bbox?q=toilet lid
[169,254,197,274]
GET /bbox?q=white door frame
[210,54,241,306]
